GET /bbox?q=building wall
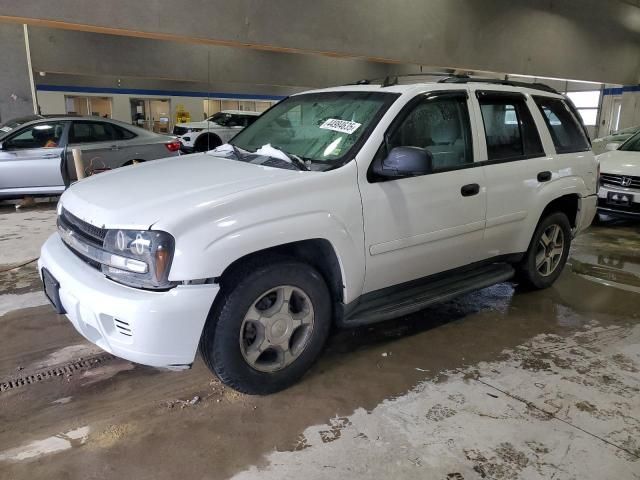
[0,24,34,122]
[3,0,639,84]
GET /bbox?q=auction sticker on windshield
[319,119,361,135]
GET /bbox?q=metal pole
[23,24,38,115]
[72,148,86,180]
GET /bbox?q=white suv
[173,110,260,153]
[39,78,597,394]
[596,131,640,218]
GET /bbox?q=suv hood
[598,150,640,176]
[61,153,300,230]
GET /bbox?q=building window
[565,91,600,126]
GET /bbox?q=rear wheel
[517,212,572,289]
[194,133,222,153]
[200,260,331,395]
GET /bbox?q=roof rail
[348,71,458,87]
[438,76,559,94]
[347,73,560,95]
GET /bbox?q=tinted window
[478,93,543,161]
[4,122,66,149]
[387,93,473,171]
[112,124,136,140]
[69,121,116,144]
[533,96,590,154]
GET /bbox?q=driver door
[0,121,68,192]
[358,91,487,293]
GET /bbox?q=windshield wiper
[270,145,310,171]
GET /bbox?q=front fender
[163,163,366,303]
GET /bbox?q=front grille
[173,126,188,136]
[600,173,640,190]
[59,208,107,246]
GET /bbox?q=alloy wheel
[239,285,315,372]
[535,224,565,277]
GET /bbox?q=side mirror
[605,142,621,151]
[373,146,433,178]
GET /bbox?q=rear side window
[533,96,590,154]
[69,121,116,144]
[477,92,544,161]
[112,124,136,140]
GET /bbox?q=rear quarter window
[533,96,590,154]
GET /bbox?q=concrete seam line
[0,257,38,273]
[455,368,640,460]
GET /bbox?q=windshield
[619,131,640,152]
[0,116,41,139]
[230,91,398,169]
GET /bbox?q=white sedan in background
[597,131,640,218]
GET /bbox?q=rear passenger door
[68,121,123,173]
[470,90,551,257]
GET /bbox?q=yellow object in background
[175,104,191,124]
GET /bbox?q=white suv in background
[40,77,597,395]
[596,131,640,218]
[173,110,261,152]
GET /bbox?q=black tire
[517,212,572,290]
[200,260,332,395]
[194,133,222,153]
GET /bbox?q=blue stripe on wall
[36,84,286,101]
[603,85,640,96]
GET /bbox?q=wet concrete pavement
[0,206,638,479]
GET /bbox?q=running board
[343,263,515,327]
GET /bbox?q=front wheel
[517,212,572,290]
[200,260,331,395]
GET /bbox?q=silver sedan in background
[0,115,181,199]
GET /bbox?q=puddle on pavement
[0,426,90,463]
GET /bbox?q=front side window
[386,93,473,171]
[231,91,398,169]
[4,122,66,149]
[533,96,590,154]
[478,93,544,161]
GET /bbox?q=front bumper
[597,185,640,217]
[38,233,219,368]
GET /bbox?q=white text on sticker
[319,119,361,135]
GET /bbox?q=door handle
[461,183,480,197]
[42,153,58,158]
[110,144,120,151]
[537,171,552,182]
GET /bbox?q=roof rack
[349,70,457,87]
[438,76,560,94]
[348,73,559,95]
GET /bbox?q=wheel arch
[218,238,345,306]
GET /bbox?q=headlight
[102,230,175,289]
[188,128,203,133]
